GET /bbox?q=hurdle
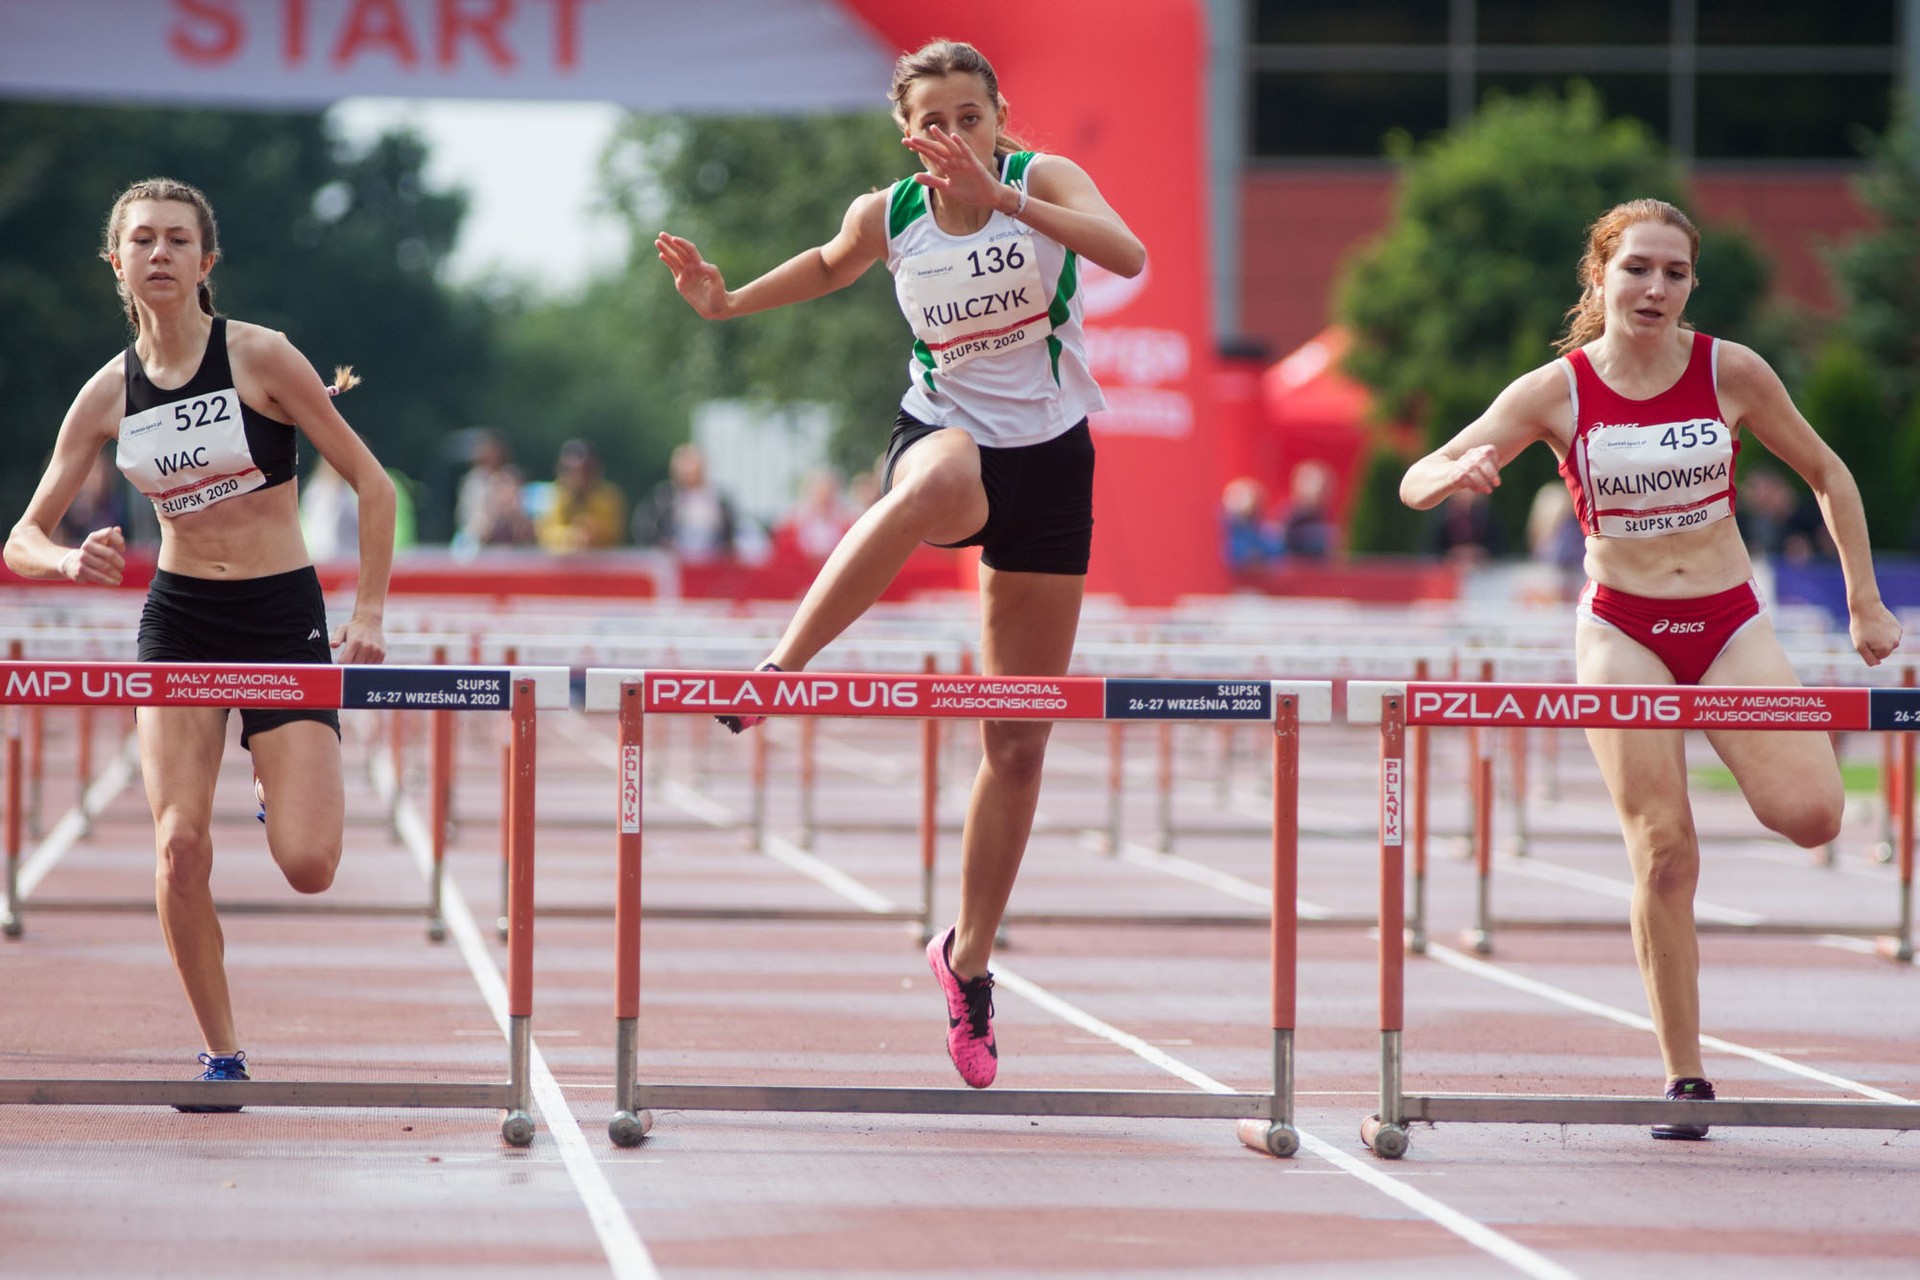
[1349,679,1920,1159]
[582,666,1332,1157]
[0,644,484,943]
[1428,653,1917,960]
[0,659,568,1145]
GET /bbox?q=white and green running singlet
[886,151,1105,447]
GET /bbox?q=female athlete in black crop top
[4,177,397,1105]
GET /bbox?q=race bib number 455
[898,234,1051,374]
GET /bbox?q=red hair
[1555,199,1701,354]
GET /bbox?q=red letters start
[168,0,594,73]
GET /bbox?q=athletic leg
[139,706,238,1054]
[1576,619,1705,1082]
[766,429,988,672]
[248,719,344,894]
[1700,617,1845,848]
[948,565,1086,976]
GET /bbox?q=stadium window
[1696,0,1896,46]
[1251,0,1448,45]
[1475,0,1669,45]
[1251,71,1450,157]
[1476,74,1672,143]
[1694,73,1895,158]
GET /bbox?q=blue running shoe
[175,1051,249,1113]
[1651,1076,1714,1139]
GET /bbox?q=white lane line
[382,756,660,1280]
[4,732,141,905]
[1422,941,1914,1104]
[998,968,1580,1280]
[1743,843,1901,883]
[760,834,900,914]
[568,711,1577,1277]
[808,734,912,781]
[1116,841,1338,920]
[657,777,736,828]
[1496,856,1766,925]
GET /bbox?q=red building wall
[1237,167,1876,362]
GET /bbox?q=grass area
[1691,759,1882,794]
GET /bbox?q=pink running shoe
[927,926,997,1087]
[717,662,780,734]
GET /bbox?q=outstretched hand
[902,125,1003,210]
[654,232,729,319]
[1850,600,1902,668]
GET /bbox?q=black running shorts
[137,566,342,749]
[882,413,1095,575]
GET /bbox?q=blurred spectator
[56,448,131,546]
[469,464,537,549]
[632,442,736,562]
[1526,481,1586,571]
[1276,459,1341,561]
[455,429,513,544]
[1524,480,1586,601]
[299,456,358,561]
[537,439,627,553]
[847,465,883,515]
[775,467,856,561]
[1738,464,1830,563]
[1429,489,1505,566]
[1219,476,1282,572]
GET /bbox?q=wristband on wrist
[1009,184,1029,218]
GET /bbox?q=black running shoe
[175,1050,249,1114]
[717,662,780,734]
[1651,1076,1714,1139]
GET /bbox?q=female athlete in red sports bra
[1400,198,1901,1138]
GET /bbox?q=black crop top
[116,317,298,519]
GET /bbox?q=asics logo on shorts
[1650,619,1707,635]
[307,628,322,640]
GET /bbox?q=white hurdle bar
[1348,679,1920,1159]
[0,660,570,1145]
[583,667,1333,1158]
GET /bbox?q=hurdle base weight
[1235,1118,1298,1158]
[608,1109,653,1148]
[1360,1114,1409,1159]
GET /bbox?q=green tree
[1798,339,1914,548]
[0,103,485,534]
[1333,84,1769,552]
[1828,100,1920,413]
[482,109,919,519]
[1820,101,1920,546]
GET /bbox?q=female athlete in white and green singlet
[656,38,1145,1088]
